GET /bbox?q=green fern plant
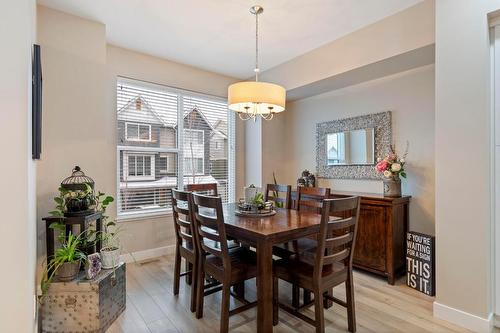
[40,233,86,297]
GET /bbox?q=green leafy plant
[40,233,86,297]
[92,191,122,251]
[49,183,94,217]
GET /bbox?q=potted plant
[99,224,122,269]
[50,183,95,216]
[41,232,86,295]
[94,191,121,269]
[49,186,97,255]
[375,142,409,197]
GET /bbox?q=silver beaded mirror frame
[316,111,392,180]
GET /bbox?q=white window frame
[116,77,235,221]
[158,154,171,174]
[184,156,204,176]
[125,122,151,142]
[123,152,155,181]
[184,128,204,145]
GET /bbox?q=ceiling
[38,0,423,79]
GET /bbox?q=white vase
[100,247,121,269]
[244,186,259,203]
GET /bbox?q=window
[117,77,235,218]
[125,153,154,180]
[126,123,151,141]
[184,157,204,175]
[184,129,204,145]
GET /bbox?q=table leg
[96,217,102,253]
[257,239,273,333]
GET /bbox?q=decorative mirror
[316,111,392,179]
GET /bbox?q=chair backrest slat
[191,193,230,269]
[186,183,218,196]
[172,189,196,254]
[325,231,354,249]
[201,243,223,257]
[179,230,193,242]
[198,225,221,243]
[327,216,356,230]
[322,248,350,265]
[297,186,331,213]
[265,184,292,209]
[313,196,361,280]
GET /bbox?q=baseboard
[120,245,175,264]
[433,301,493,333]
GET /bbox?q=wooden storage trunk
[41,263,126,333]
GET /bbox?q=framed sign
[406,231,435,296]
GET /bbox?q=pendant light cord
[255,10,259,82]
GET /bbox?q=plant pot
[55,261,80,282]
[101,247,120,269]
[383,177,402,197]
[244,186,258,204]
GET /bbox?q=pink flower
[376,160,389,173]
[387,153,397,162]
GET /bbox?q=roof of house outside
[117,95,169,126]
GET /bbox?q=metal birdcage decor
[61,166,95,191]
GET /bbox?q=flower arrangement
[375,142,409,179]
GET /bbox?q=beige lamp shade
[228,81,286,114]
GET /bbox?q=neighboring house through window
[116,77,235,219]
[125,153,155,180]
[184,157,204,175]
[126,122,151,141]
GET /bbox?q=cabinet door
[353,205,386,272]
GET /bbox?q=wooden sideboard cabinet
[331,191,410,285]
[292,189,410,285]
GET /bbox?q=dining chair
[171,189,198,312]
[191,193,258,333]
[264,183,292,209]
[287,186,332,307]
[186,182,218,196]
[296,186,331,213]
[184,182,220,283]
[273,196,361,333]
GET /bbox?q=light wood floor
[107,254,471,333]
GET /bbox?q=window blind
[116,77,234,218]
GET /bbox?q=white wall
[0,0,37,331]
[434,1,500,331]
[267,65,435,234]
[259,0,435,91]
[245,119,262,187]
[36,6,241,260]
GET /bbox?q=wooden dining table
[222,203,325,333]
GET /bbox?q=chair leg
[292,284,300,308]
[189,259,197,313]
[173,247,181,295]
[186,261,192,285]
[304,289,312,305]
[314,289,325,333]
[195,260,205,319]
[346,272,356,333]
[233,281,245,299]
[323,288,333,309]
[220,283,231,333]
[273,277,279,326]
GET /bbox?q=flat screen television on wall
[32,44,42,159]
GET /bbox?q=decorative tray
[235,209,276,218]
